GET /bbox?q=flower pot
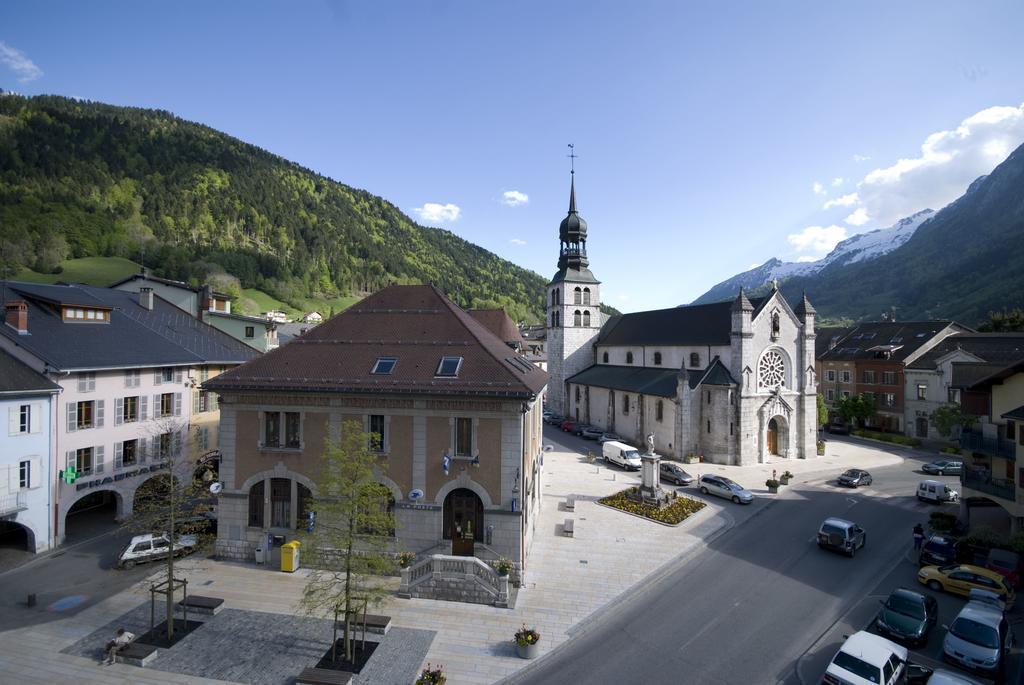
[780,477,790,486]
[516,642,539,659]
[767,486,778,494]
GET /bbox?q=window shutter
[114,442,123,469]
[154,369,162,386]
[138,438,148,464]
[8,407,17,436]
[174,393,182,417]
[175,369,183,384]
[94,445,105,474]
[193,391,200,414]
[67,403,77,433]
[140,395,148,421]
[153,394,161,418]
[88,374,96,392]
[472,417,479,457]
[29,457,41,489]
[95,400,105,428]
[124,370,131,388]
[30,403,40,434]
[77,375,86,393]
[115,397,124,426]
[173,431,182,457]
[66,450,75,471]
[384,415,391,453]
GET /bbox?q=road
[510,431,976,685]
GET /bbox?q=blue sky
[3,1,1024,312]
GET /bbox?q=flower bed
[851,429,921,447]
[598,489,706,525]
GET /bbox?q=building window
[916,384,927,400]
[841,370,851,383]
[122,439,138,467]
[18,404,30,433]
[948,388,961,404]
[574,287,582,305]
[656,400,663,422]
[371,357,397,375]
[19,460,30,489]
[77,401,95,429]
[158,431,173,458]
[124,369,140,388]
[883,371,897,385]
[159,393,174,418]
[199,366,209,382]
[161,367,175,383]
[883,393,895,407]
[248,480,265,528]
[654,352,662,366]
[1007,421,1016,441]
[583,311,591,327]
[284,412,301,448]
[76,372,96,393]
[75,447,94,476]
[826,369,836,382]
[194,390,213,413]
[551,311,557,328]
[436,356,463,377]
[575,387,581,402]
[690,353,700,368]
[707,391,711,404]
[583,287,591,305]
[626,352,634,364]
[368,414,386,453]
[359,483,396,536]
[842,390,851,399]
[264,412,281,447]
[244,326,255,339]
[121,396,139,424]
[550,290,557,306]
[863,392,875,405]
[622,395,629,415]
[730,422,734,436]
[826,389,835,401]
[262,411,302,449]
[573,310,582,327]
[602,351,609,363]
[707,420,711,433]
[862,370,876,384]
[454,417,473,457]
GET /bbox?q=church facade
[546,176,818,465]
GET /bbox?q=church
[545,172,819,465]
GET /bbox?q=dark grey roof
[964,357,1024,391]
[818,321,962,363]
[691,358,737,388]
[597,298,766,347]
[277,322,317,345]
[951,362,1009,388]
[1002,404,1024,421]
[566,365,679,398]
[549,266,600,284]
[0,281,260,371]
[906,333,1024,370]
[0,350,60,395]
[205,310,277,326]
[815,326,855,359]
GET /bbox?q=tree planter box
[767,486,779,494]
[780,477,790,486]
[516,642,539,659]
[683,456,700,464]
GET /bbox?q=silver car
[942,600,1013,677]
[698,475,753,504]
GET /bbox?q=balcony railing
[962,470,1017,501]
[960,431,1016,459]
[0,491,28,516]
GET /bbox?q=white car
[823,630,907,685]
[942,600,1013,677]
[118,532,197,569]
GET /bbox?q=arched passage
[64,490,123,543]
[0,520,36,554]
[443,488,483,543]
[767,415,790,457]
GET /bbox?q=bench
[296,666,354,685]
[176,595,224,616]
[341,613,392,635]
[114,642,159,667]
[564,497,575,512]
[563,518,575,537]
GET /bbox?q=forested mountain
[0,93,579,323]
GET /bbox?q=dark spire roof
[558,173,588,246]
[794,291,816,317]
[731,287,753,313]
[552,169,594,283]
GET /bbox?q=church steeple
[557,169,589,272]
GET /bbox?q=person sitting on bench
[103,627,135,665]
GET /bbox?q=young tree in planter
[299,419,397,664]
[120,417,217,642]
[930,403,976,439]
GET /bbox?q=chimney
[201,285,213,312]
[139,287,154,310]
[5,300,28,334]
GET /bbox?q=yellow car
[917,564,1015,608]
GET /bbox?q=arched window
[551,290,557,306]
[602,351,609,363]
[248,480,264,528]
[690,352,700,368]
[575,386,581,402]
[583,311,591,327]
[573,310,582,326]
[551,311,557,328]
[574,287,582,305]
[656,400,663,422]
[583,287,591,305]
[758,349,787,388]
[626,351,634,364]
[771,312,780,339]
[622,394,630,415]
[653,352,662,366]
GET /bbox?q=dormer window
[626,352,634,364]
[436,356,463,377]
[371,357,397,375]
[653,352,662,366]
[62,306,110,323]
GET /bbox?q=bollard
[27,593,36,608]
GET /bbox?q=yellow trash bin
[280,540,301,572]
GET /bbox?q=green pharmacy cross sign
[61,466,78,484]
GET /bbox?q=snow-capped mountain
[691,209,935,304]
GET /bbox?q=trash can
[280,540,301,572]
[254,545,265,565]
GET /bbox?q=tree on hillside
[836,394,875,429]
[816,393,828,430]
[930,403,977,439]
[299,420,397,663]
[977,308,1024,332]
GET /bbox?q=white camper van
[603,441,642,470]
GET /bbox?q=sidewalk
[0,439,902,684]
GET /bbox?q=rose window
[758,350,785,388]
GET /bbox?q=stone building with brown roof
[205,284,548,569]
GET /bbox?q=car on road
[905,667,986,685]
[919,534,959,568]
[826,421,851,435]
[872,588,938,647]
[559,420,578,432]
[822,630,907,685]
[837,469,873,487]
[598,432,624,444]
[941,599,1014,678]
[922,460,963,476]
[118,532,197,569]
[917,564,1015,608]
[543,413,564,426]
[817,517,867,557]
[983,548,1021,589]
[570,423,591,437]
[580,426,603,440]
[698,475,753,504]
[659,462,694,486]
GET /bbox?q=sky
[2,1,1024,312]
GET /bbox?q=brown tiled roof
[205,285,548,398]
[467,309,525,347]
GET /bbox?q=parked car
[919,534,959,568]
[817,517,867,557]
[922,460,963,476]
[659,462,694,486]
[827,421,851,435]
[603,440,642,470]
[872,588,938,647]
[598,432,624,444]
[905,667,986,685]
[981,548,1022,589]
[580,426,603,440]
[917,564,1015,608]
[941,599,1014,678]
[559,420,578,432]
[543,413,564,426]
[698,475,753,504]
[570,423,591,437]
[118,532,197,569]
[917,480,959,504]
[822,630,907,685]
[837,469,873,488]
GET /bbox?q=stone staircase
[398,554,512,608]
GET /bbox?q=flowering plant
[415,663,445,685]
[513,625,540,647]
[494,557,514,576]
[397,551,416,568]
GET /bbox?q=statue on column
[646,432,655,455]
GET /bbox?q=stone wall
[407,576,499,606]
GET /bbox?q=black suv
[919,534,959,567]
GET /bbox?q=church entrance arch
[768,418,779,455]
[767,416,790,457]
[443,488,483,556]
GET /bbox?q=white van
[917,479,959,504]
[602,441,642,470]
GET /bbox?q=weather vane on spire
[567,143,577,174]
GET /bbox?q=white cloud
[845,207,870,226]
[831,177,844,187]
[509,238,526,246]
[853,154,871,162]
[501,190,529,207]
[823,192,860,210]
[857,102,1024,224]
[617,294,630,302]
[796,256,819,263]
[0,41,43,83]
[787,224,848,255]
[412,202,461,223]
[812,181,825,195]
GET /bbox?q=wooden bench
[114,642,159,667]
[564,497,575,512]
[176,595,224,616]
[563,518,575,537]
[296,666,354,685]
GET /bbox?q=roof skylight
[436,356,463,377]
[371,357,398,375]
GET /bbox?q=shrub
[415,663,446,685]
[817,440,826,455]
[765,479,780,488]
[851,429,921,447]
[781,471,794,480]
[514,625,540,647]
[941,446,962,455]
[599,489,706,524]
